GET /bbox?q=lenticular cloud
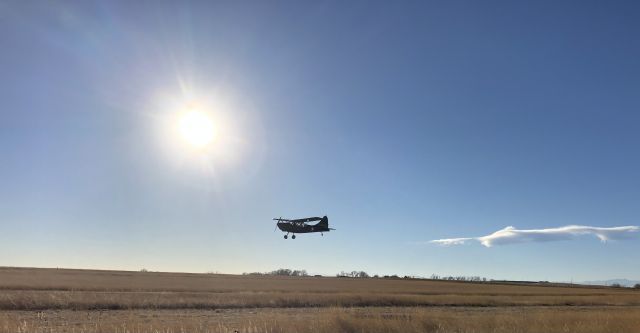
[430,225,640,247]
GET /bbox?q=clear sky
[1,1,639,281]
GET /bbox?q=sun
[178,110,216,148]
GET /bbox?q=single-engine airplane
[273,215,334,239]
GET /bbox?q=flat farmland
[1,267,639,332]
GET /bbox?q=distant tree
[357,271,369,278]
[140,268,148,272]
[270,268,293,276]
[428,274,490,282]
[336,270,369,278]
[634,284,640,289]
[291,270,308,277]
[611,283,622,288]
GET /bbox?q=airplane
[273,215,334,239]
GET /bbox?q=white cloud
[430,225,640,247]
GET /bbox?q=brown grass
[0,267,629,294]
[2,289,640,311]
[1,267,639,332]
[2,307,640,333]
[0,267,638,311]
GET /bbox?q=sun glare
[178,110,216,148]
[156,91,247,171]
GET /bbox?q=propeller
[274,217,281,232]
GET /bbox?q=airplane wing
[273,218,291,222]
[289,217,322,223]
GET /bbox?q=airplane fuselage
[277,222,330,234]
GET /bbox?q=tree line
[242,269,489,281]
[241,269,640,289]
[243,269,311,277]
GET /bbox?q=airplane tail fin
[317,216,329,229]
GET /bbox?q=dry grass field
[1,267,639,332]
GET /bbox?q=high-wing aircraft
[273,216,334,239]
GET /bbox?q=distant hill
[580,279,640,287]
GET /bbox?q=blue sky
[1,1,639,281]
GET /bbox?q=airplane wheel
[284,235,288,239]
[292,235,296,239]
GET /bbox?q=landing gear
[284,234,288,239]
[292,234,296,239]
